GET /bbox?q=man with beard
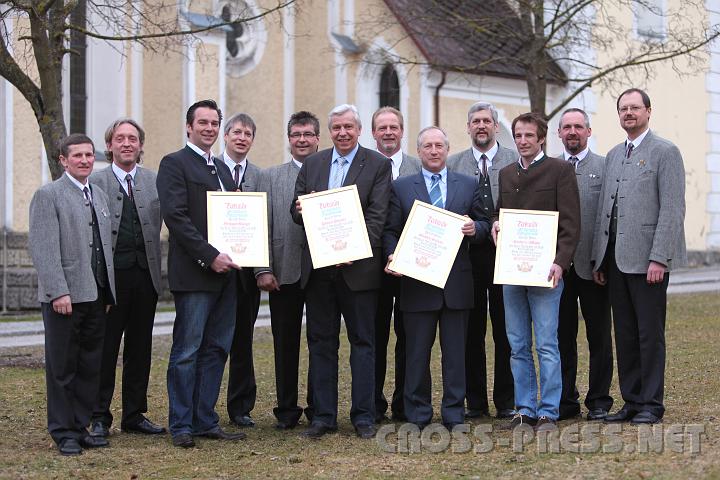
[555,108,613,421]
[448,102,515,420]
[371,106,420,422]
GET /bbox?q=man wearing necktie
[592,89,686,425]
[291,104,391,439]
[384,126,489,430]
[157,100,245,448]
[29,134,116,455]
[89,119,165,439]
[221,113,263,428]
[555,108,613,422]
[448,102,517,420]
[370,107,421,423]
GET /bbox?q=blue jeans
[167,274,237,436]
[503,281,563,420]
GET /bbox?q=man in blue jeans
[491,113,580,432]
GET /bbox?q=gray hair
[328,104,362,130]
[224,112,257,137]
[467,102,499,124]
[416,126,449,149]
[559,108,591,128]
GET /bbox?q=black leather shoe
[195,427,246,441]
[172,433,196,448]
[274,421,297,430]
[465,408,490,419]
[122,418,167,435]
[587,408,609,421]
[604,409,637,423]
[232,414,255,427]
[355,424,377,439]
[630,411,662,424]
[80,435,109,448]
[58,438,82,456]
[496,409,516,419]
[300,423,337,439]
[375,414,389,424]
[558,407,582,421]
[89,421,109,438]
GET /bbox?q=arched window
[379,64,400,109]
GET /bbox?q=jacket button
[604,231,608,235]
[606,214,610,218]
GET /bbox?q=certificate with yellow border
[493,208,559,287]
[299,185,373,269]
[388,200,466,289]
[207,191,269,267]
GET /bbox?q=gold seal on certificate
[388,200,467,289]
[299,185,373,269]
[493,208,559,287]
[207,191,269,267]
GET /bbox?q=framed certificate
[388,200,467,289]
[299,185,373,269]
[207,191,269,267]
[493,208,559,287]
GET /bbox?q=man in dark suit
[592,89,686,425]
[156,99,245,448]
[29,134,116,455]
[255,111,320,429]
[555,108,613,421]
[447,101,516,420]
[491,113,580,432]
[370,106,420,423]
[221,113,263,428]
[291,104,391,439]
[89,119,165,438]
[384,126,490,429]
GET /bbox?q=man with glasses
[592,88,686,425]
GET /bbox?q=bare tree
[0,0,296,179]
[355,0,719,119]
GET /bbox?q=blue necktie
[429,174,443,209]
[329,157,347,189]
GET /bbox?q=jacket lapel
[444,172,457,210]
[343,146,365,187]
[413,173,431,204]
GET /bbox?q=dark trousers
[43,295,106,445]
[558,266,613,417]
[404,307,468,426]
[305,267,377,428]
[93,266,158,427]
[607,248,668,417]
[269,281,313,425]
[374,273,406,420]
[227,271,261,419]
[465,246,514,413]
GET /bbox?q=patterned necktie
[429,174,443,209]
[125,174,134,202]
[626,143,634,159]
[234,164,242,190]
[569,156,579,169]
[330,157,347,189]
[480,154,488,178]
[83,186,91,203]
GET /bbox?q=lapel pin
[638,159,646,166]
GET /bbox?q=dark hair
[287,111,320,136]
[224,113,257,137]
[104,118,145,163]
[616,88,651,111]
[512,112,547,141]
[59,134,95,158]
[372,106,403,131]
[186,99,223,126]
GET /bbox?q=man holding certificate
[384,126,490,430]
[491,113,580,432]
[291,104,392,439]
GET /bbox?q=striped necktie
[429,174,443,209]
[329,157,347,189]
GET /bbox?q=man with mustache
[221,113,264,428]
[555,108,613,421]
[447,102,515,420]
[371,106,420,423]
[592,89,686,425]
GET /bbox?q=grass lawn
[0,292,718,479]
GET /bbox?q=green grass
[0,292,718,479]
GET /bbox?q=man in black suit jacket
[384,126,489,429]
[291,104,391,439]
[156,100,245,448]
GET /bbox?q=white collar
[563,147,589,162]
[472,142,499,164]
[65,171,90,191]
[627,128,650,149]
[111,162,137,181]
[187,141,214,165]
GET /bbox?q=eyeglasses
[618,105,646,114]
[289,132,318,139]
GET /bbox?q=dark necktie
[626,143,634,159]
[480,154,488,178]
[83,186,91,203]
[125,174,134,201]
[569,156,579,169]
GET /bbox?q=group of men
[29,87,685,455]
